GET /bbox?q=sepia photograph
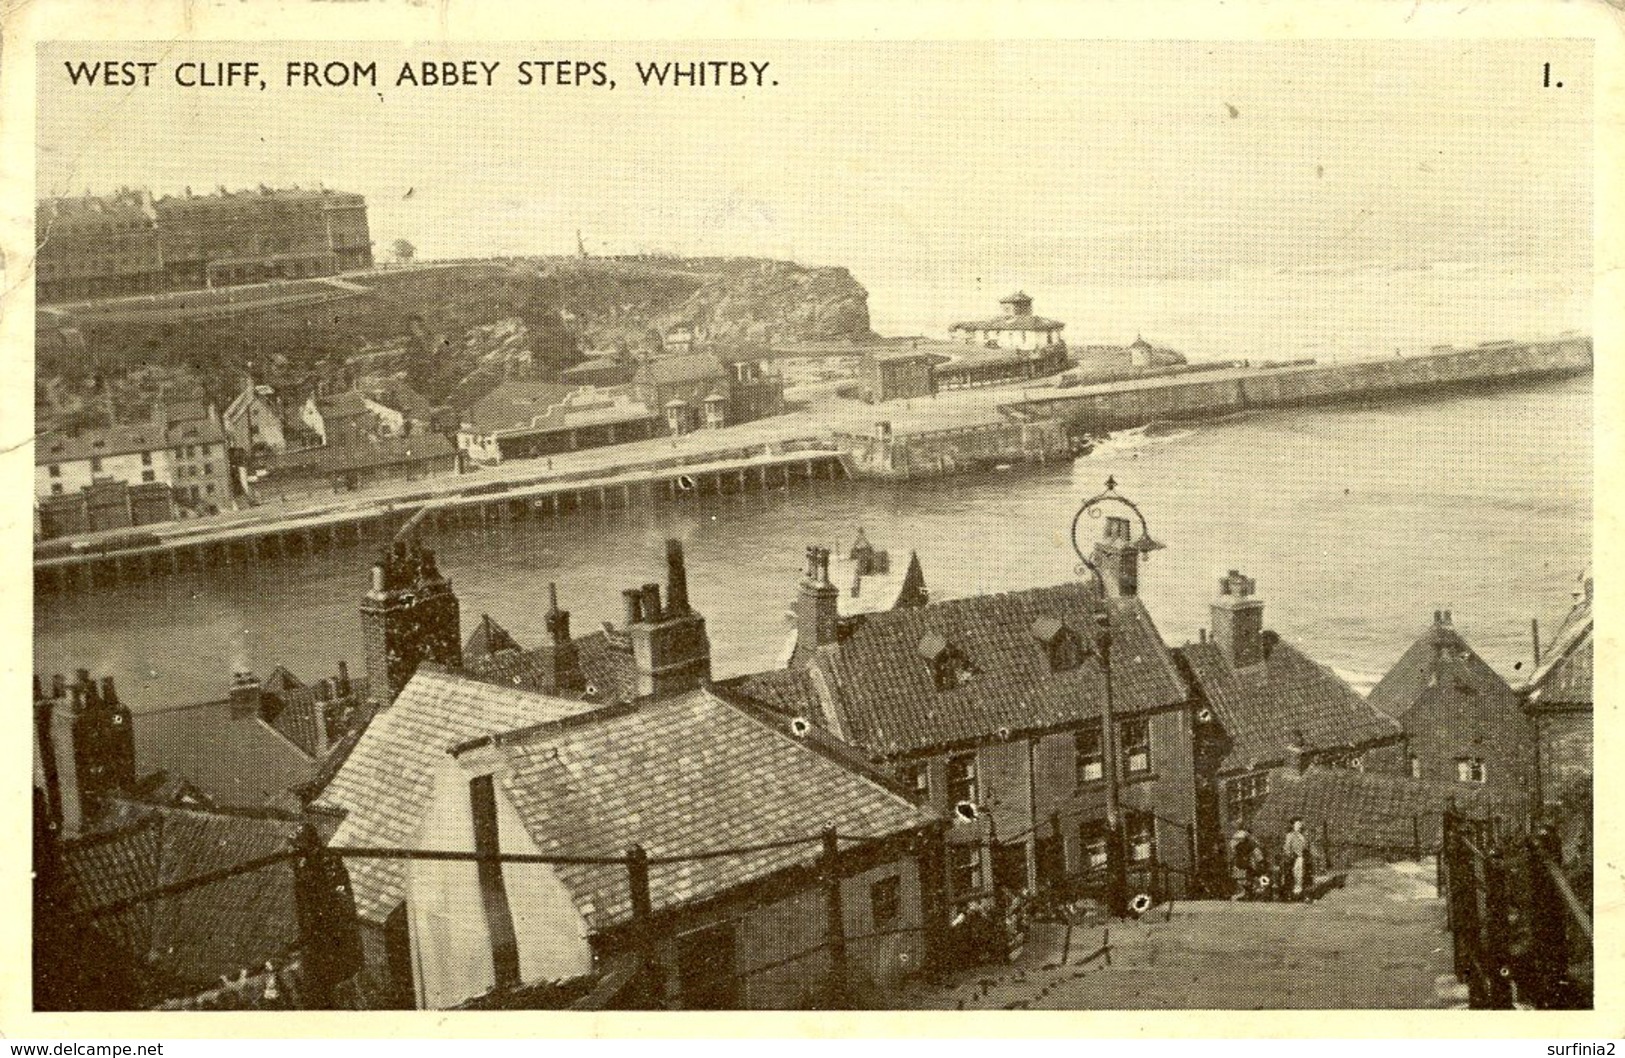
[15,16,1601,1027]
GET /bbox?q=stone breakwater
[1007,336,1592,435]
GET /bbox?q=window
[141,451,152,466]
[51,483,63,495]
[1128,812,1156,863]
[950,845,983,896]
[946,753,978,808]
[1456,757,1487,784]
[870,875,902,930]
[48,464,60,478]
[205,483,215,495]
[90,457,102,473]
[897,761,929,800]
[185,445,195,458]
[1076,722,1104,783]
[203,463,213,475]
[141,470,155,483]
[201,444,212,456]
[1225,772,1270,821]
[1081,821,1109,869]
[1408,755,1422,779]
[1121,717,1151,775]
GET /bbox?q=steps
[909,860,1457,1010]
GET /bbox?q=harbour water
[33,374,1591,711]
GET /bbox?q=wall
[1536,710,1592,808]
[1017,338,1592,435]
[840,420,1072,478]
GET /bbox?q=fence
[1438,807,1591,1009]
[41,821,936,1012]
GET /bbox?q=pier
[34,448,852,596]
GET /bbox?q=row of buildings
[36,185,373,303]
[32,502,1590,1011]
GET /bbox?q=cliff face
[523,255,874,351]
[35,256,874,421]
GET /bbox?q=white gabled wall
[407,754,593,1009]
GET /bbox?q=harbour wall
[1006,337,1592,434]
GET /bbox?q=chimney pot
[100,676,118,708]
[641,582,663,623]
[371,564,385,593]
[336,660,351,696]
[52,674,66,699]
[32,675,43,702]
[75,668,92,688]
[622,588,644,626]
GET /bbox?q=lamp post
[1070,477,1162,918]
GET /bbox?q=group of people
[1228,817,1316,902]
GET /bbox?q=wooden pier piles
[35,451,850,598]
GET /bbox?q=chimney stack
[1210,570,1265,668]
[230,671,264,719]
[1091,515,1139,597]
[665,540,690,616]
[793,545,841,666]
[626,539,712,698]
[545,582,572,644]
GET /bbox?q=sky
[36,39,1591,333]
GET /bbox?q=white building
[948,291,1066,351]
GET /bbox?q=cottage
[407,683,941,1009]
[1173,571,1407,887]
[633,353,732,434]
[1522,569,1592,868]
[1368,609,1533,799]
[222,380,290,459]
[732,523,1197,907]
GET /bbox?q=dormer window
[918,633,978,691]
[1030,616,1085,672]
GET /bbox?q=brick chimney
[36,671,136,837]
[544,582,582,693]
[1092,515,1140,597]
[626,539,711,699]
[793,545,840,666]
[1211,570,1265,669]
[359,540,463,707]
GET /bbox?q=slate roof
[465,688,938,931]
[36,422,171,465]
[949,314,1065,333]
[1367,619,1518,722]
[1177,638,1401,775]
[811,583,1188,757]
[135,699,320,807]
[462,631,638,705]
[464,614,522,660]
[1249,765,1527,857]
[717,666,822,719]
[637,353,728,386]
[58,805,304,1001]
[317,667,600,923]
[260,433,457,476]
[1527,587,1593,710]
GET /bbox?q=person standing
[1228,827,1260,900]
[1283,817,1313,901]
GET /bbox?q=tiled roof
[813,583,1189,757]
[317,667,600,923]
[473,689,937,931]
[466,382,653,436]
[315,390,373,420]
[637,353,727,386]
[260,677,372,761]
[1367,620,1517,722]
[462,631,638,705]
[464,381,577,429]
[717,666,822,719]
[1248,765,1527,857]
[135,699,320,807]
[260,433,457,476]
[1527,591,1592,710]
[1177,639,1401,775]
[59,805,304,1001]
